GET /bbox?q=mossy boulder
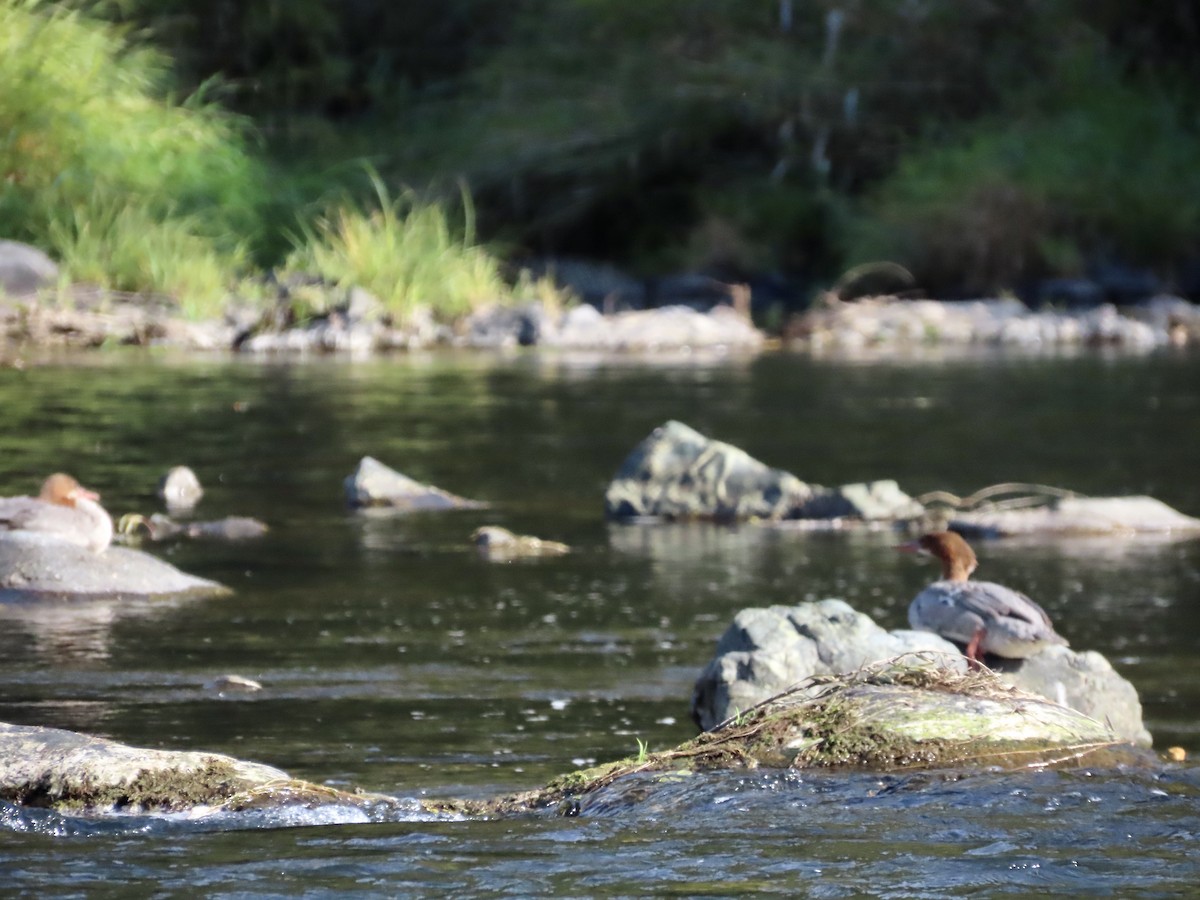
[691,600,1151,746]
[431,661,1139,819]
[0,722,384,815]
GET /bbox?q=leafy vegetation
[1,0,1197,316]
[0,0,260,312]
[283,175,510,323]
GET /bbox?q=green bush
[846,70,1200,293]
[0,0,263,314]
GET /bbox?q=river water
[1,348,1198,896]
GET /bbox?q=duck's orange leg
[965,627,986,671]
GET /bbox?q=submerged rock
[690,599,1151,747]
[471,526,570,561]
[158,466,203,511]
[120,513,268,542]
[605,421,922,522]
[344,456,487,511]
[0,532,228,600]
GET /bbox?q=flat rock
[690,599,1151,746]
[0,722,401,817]
[605,421,922,522]
[951,496,1200,537]
[344,456,487,511]
[0,532,228,600]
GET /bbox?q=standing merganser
[0,473,114,553]
[898,530,1067,667]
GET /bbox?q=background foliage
[2,0,1198,311]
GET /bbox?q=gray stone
[0,532,228,600]
[549,304,764,351]
[471,526,570,560]
[123,513,268,542]
[0,721,402,817]
[796,480,925,520]
[605,420,815,521]
[991,646,1151,747]
[0,240,58,296]
[951,495,1200,537]
[158,466,203,511]
[605,421,922,522]
[691,599,1151,747]
[691,600,964,729]
[344,456,487,511]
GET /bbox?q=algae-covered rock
[0,532,229,600]
[0,722,408,818]
[434,661,1137,819]
[0,722,284,813]
[691,599,1151,747]
[345,456,487,511]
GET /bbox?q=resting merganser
[0,473,114,553]
[898,530,1067,667]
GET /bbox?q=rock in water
[604,420,815,521]
[0,721,401,817]
[691,599,1151,747]
[344,456,487,511]
[605,420,923,522]
[0,532,228,600]
[471,526,570,561]
[951,495,1200,537]
[158,466,203,511]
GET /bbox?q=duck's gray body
[0,494,113,553]
[908,579,1067,658]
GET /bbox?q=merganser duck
[0,473,114,553]
[898,530,1066,667]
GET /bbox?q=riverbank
[3,285,1200,361]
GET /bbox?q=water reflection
[0,596,195,663]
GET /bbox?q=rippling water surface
[1,348,1198,896]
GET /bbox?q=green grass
[284,174,513,324]
[0,0,259,316]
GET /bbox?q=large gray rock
[690,600,962,728]
[0,532,228,600]
[691,599,1151,747]
[605,421,922,522]
[605,420,815,521]
[951,495,1200,537]
[0,240,58,296]
[344,456,487,511]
